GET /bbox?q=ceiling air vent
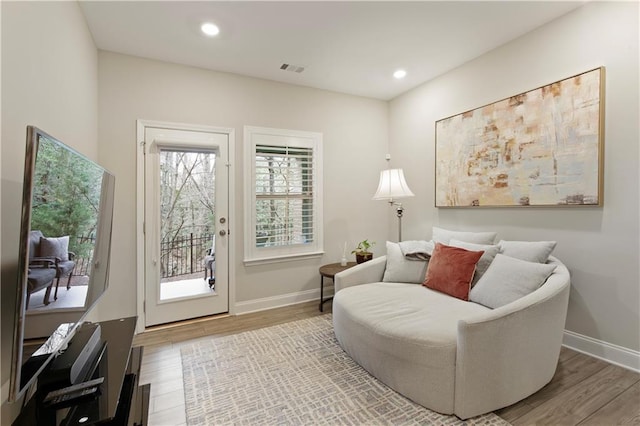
[280,63,305,73]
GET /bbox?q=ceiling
[79,1,584,101]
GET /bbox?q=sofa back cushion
[498,240,556,263]
[29,230,44,260]
[432,226,497,245]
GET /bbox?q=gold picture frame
[435,67,604,208]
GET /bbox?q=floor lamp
[372,168,414,242]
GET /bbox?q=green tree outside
[30,135,103,258]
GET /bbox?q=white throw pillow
[498,240,557,263]
[449,239,499,287]
[382,241,429,284]
[432,226,497,245]
[469,254,557,309]
[39,236,70,261]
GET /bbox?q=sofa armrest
[453,259,571,419]
[334,256,387,293]
[30,257,58,268]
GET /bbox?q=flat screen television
[9,126,115,402]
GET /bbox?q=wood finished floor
[134,301,640,426]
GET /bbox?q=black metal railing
[71,232,214,279]
[73,234,96,276]
[160,232,214,278]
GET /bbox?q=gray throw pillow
[382,241,429,284]
[469,254,557,309]
[432,226,497,245]
[40,236,70,261]
[449,239,499,287]
[498,240,557,263]
[399,240,434,261]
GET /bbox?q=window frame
[243,126,323,265]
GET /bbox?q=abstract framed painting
[435,67,604,208]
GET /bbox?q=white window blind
[255,145,314,247]
[244,127,323,264]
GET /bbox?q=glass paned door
[144,127,228,326]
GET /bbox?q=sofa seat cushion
[333,282,491,413]
[335,282,490,361]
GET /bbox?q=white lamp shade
[372,168,415,200]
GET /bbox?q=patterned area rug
[181,315,510,425]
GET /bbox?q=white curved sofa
[333,255,570,419]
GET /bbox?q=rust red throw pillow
[423,243,484,301]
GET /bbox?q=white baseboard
[563,330,640,372]
[235,288,328,315]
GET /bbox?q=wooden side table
[319,262,357,312]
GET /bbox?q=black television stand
[14,316,149,426]
[39,322,104,392]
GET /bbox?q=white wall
[0,1,98,422]
[96,52,389,320]
[389,2,639,355]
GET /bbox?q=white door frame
[136,119,236,334]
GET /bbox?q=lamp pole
[390,201,404,242]
[397,204,404,242]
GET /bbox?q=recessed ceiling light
[201,22,220,37]
[393,69,407,79]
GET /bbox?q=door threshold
[143,312,230,332]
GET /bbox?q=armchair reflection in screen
[27,230,77,308]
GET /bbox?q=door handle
[219,230,227,237]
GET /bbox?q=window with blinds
[244,126,323,264]
[255,145,313,247]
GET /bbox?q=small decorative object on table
[352,239,375,264]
